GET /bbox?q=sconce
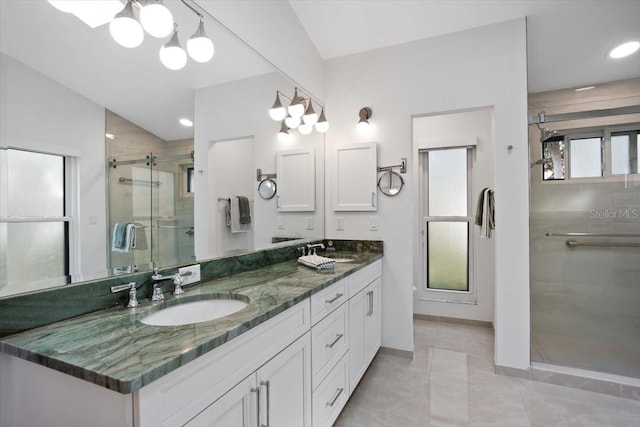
[357,107,372,132]
[269,88,329,138]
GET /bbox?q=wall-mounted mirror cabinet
[0,1,324,297]
[276,148,316,212]
[331,142,378,211]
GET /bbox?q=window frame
[418,146,476,304]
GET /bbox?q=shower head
[541,128,564,143]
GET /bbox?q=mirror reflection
[0,0,324,297]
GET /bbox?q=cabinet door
[185,375,257,427]
[276,148,315,212]
[364,278,381,365]
[256,332,312,427]
[332,142,377,211]
[348,287,367,393]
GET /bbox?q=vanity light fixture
[298,123,313,135]
[269,92,287,121]
[608,41,640,59]
[159,24,187,70]
[277,121,293,143]
[268,88,329,137]
[285,114,301,129]
[179,118,193,127]
[288,89,306,118]
[357,107,372,132]
[187,18,215,63]
[315,107,329,133]
[139,0,174,38]
[302,99,318,125]
[109,0,144,48]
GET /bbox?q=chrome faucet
[306,243,325,255]
[152,267,192,299]
[111,282,139,308]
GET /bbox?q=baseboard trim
[413,313,493,329]
[379,346,413,360]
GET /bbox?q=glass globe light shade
[285,115,301,129]
[187,21,214,63]
[315,108,329,133]
[298,123,313,135]
[140,1,174,38]
[109,1,144,48]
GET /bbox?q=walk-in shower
[528,95,640,380]
[106,110,195,275]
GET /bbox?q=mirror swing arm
[377,157,407,196]
[256,168,277,200]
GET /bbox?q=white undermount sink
[141,298,248,326]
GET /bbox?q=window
[569,137,603,178]
[420,147,473,300]
[611,131,639,175]
[540,126,639,181]
[0,149,70,296]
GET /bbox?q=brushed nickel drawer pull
[326,333,344,349]
[325,293,343,304]
[326,387,344,407]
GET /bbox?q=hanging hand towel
[229,196,253,233]
[237,196,252,224]
[112,223,137,252]
[475,188,495,239]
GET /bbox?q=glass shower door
[529,127,640,379]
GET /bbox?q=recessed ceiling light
[179,118,193,127]
[575,86,595,92]
[105,133,115,139]
[608,41,640,59]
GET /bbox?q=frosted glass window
[611,132,639,175]
[428,148,467,216]
[569,137,602,178]
[5,222,68,287]
[427,222,468,291]
[7,150,64,216]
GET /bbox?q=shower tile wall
[528,79,640,379]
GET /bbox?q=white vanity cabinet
[348,264,382,393]
[331,142,378,211]
[186,332,311,427]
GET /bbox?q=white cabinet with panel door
[331,142,377,211]
[187,332,312,427]
[349,275,381,393]
[276,148,316,212]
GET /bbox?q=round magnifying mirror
[258,178,277,200]
[377,170,404,196]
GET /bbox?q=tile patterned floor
[334,319,640,426]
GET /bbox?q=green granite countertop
[0,253,381,394]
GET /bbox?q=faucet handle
[173,273,185,296]
[151,283,165,302]
[110,282,139,308]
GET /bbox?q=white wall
[0,53,107,284]
[413,108,496,323]
[210,137,255,255]
[194,72,325,260]
[323,19,530,369]
[203,1,325,100]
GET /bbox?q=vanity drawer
[311,302,348,389]
[311,277,347,325]
[348,260,381,297]
[312,352,349,427]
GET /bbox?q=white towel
[228,197,253,233]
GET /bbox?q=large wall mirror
[0,0,325,297]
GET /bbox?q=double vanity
[0,243,382,427]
